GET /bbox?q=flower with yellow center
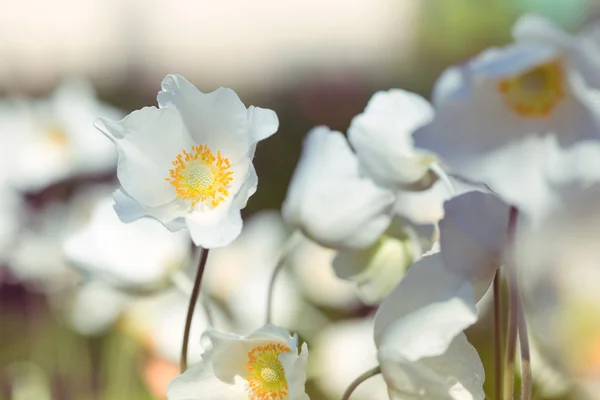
[245,343,291,399]
[414,32,600,217]
[166,325,309,400]
[95,74,279,248]
[497,60,564,118]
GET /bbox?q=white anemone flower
[63,196,191,292]
[347,89,435,189]
[282,126,395,250]
[7,81,123,192]
[413,30,600,217]
[167,325,309,400]
[374,251,484,400]
[95,74,279,248]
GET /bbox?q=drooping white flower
[63,195,191,292]
[413,26,600,217]
[5,81,122,192]
[282,125,395,250]
[374,251,484,400]
[167,325,309,400]
[347,89,435,189]
[95,74,279,248]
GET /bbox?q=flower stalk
[180,247,210,372]
[340,366,382,400]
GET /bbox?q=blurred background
[0,0,596,399]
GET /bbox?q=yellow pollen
[245,343,291,400]
[165,144,233,208]
[496,60,564,118]
[47,127,68,147]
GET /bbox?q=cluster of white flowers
[6,11,600,400]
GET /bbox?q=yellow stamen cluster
[245,343,291,400]
[497,60,564,118]
[165,144,233,208]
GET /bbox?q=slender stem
[265,258,285,325]
[180,248,210,372]
[504,206,519,400]
[518,282,532,400]
[264,231,302,326]
[493,269,503,400]
[340,366,382,400]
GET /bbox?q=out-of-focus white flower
[167,325,309,400]
[374,252,484,399]
[282,126,395,250]
[286,234,361,311]
[67,280,128,336]
[516,185,600,393]
[347,89,435,189]
[122,290,210,365]
[7,81,122,192]
[312,317,388,400]
[413,25,600,218]
[63,196,191,292]
[0,187,22,264]
[95,74,279,248]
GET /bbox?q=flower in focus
[282,126,395,250]
[95,74,279,248]
[413,15,600,218]
[63,195,191,292]
[5,80,123,192]
[167,325,309,400]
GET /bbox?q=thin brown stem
[180,248,210,372]
[493,269,503,400]
[504,206,519,400]
[340,366,381,400]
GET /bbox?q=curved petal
[280,342,310,400]
[186,205,243,248]
[282,126,395,250]
[373,252,477,347]
[166,359,247,400]
[113,189,187,231]
[95,106,193,207]
[439,191,510,298]
[379,333,485,400]
[247,106,279,144]
[158,75,250,161]
[348,89,434,187]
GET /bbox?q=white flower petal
[158,75,250,161]
[185,205,243,248]
[380,333,485,400]
[68,281,127,336]
[280,342,310,400]
[373,252,477,347]
[348,89,434,187]
[247,106,279,144]
[95,106,193,208]
[282,126,395,250]
[113,189,187,231]
[167,359,247,400]
[439,191,510,296]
